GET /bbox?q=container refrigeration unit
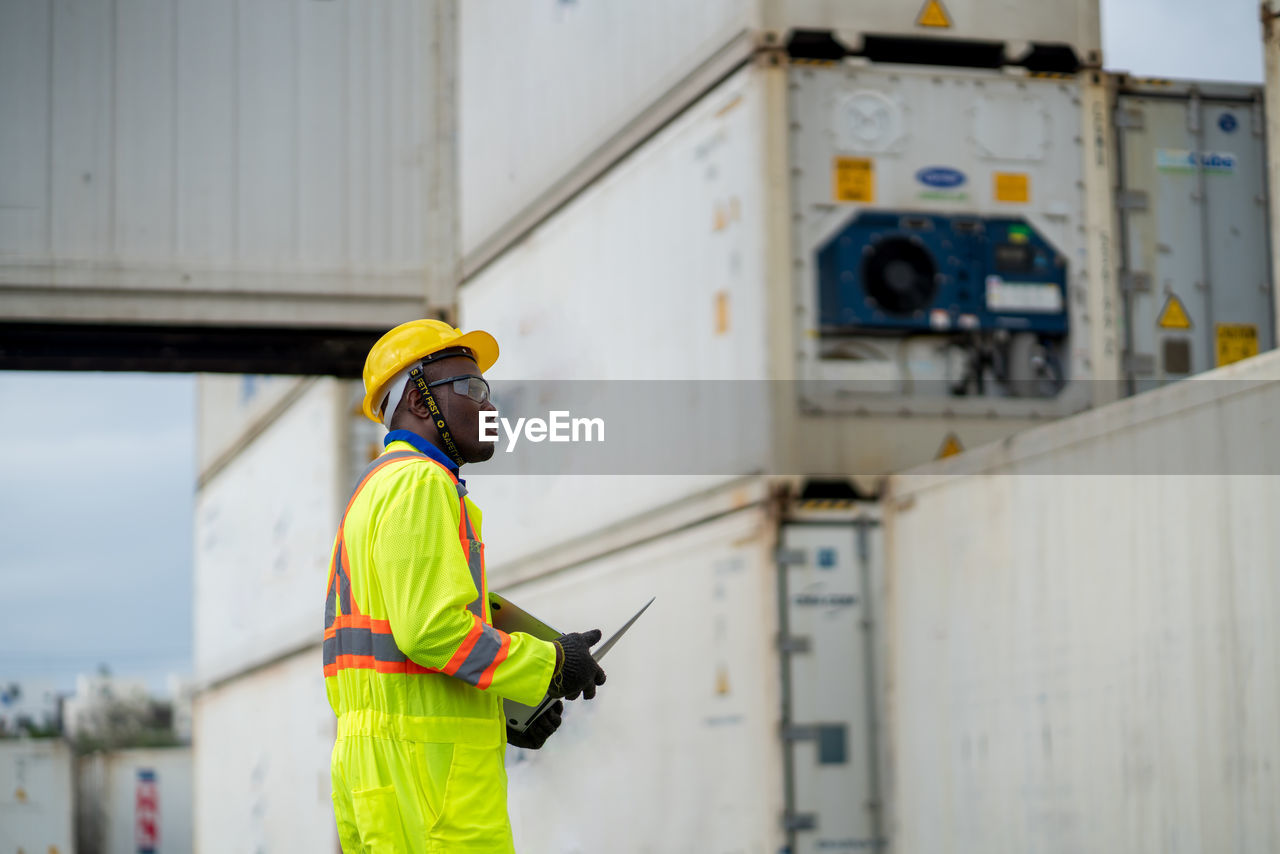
[460,57,1117,569]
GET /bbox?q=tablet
[490,593,655,733]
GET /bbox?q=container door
[778,520,883,853]
[1116,89,1273,391]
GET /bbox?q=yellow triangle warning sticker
[937,433,964,459]
[917,0,952,28]
[1158,294,1192,330]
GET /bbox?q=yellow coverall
[324,442,557,852]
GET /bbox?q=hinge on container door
[1252,97,1265,136]
[776,547,807,567]
[1120,271,1152,293]
[1187,92,1201,133]
[1124,352,1155,374]
[1116,190,1149,211]
[783,812,817,832]
[1113,107,1144,130]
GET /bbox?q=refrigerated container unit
[459,58,1118,567]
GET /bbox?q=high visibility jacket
[325,441,557,853]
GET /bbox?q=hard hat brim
[450,329,499,374]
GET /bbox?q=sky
[0,0,1266,700]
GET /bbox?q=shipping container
[495,350,1280,854]
[880,351,1280,853]
[493,478,886,854]
[196,374,311,478]
[0,739,76,854]
[0,0,451,333]
[1112,76,1272,390]
[460,0,1103,266]
[461,59,1117,567]
[192,648,335,854]
[77,747,193,854]
[194,377,378,687]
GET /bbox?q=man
[325,318,607,852]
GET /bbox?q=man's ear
[405,387,430,419]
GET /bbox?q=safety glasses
[425,374,491,405]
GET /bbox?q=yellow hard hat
[360,318,499,423]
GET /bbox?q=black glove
[507,700,563,750]
[549,629,607,700]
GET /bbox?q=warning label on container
[833,157,875,203]
[1216,323,1258,367]
[1158,294,1192,329]
[937,433,964,459]
[916,0,952,28]
[993,172,1030,203]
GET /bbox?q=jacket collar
[383,429,465,486]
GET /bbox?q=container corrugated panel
[881,352,1280,853]
[1114,79,1273,388]
[459,0,1101,263]
[196,375,312,479]
[460,65,774,570]
[0,0,442,327]
[77,747,193,854]
[194,379,350,686]
[193,648,335,853]
[0,739,75,854]
[501,504,786,853]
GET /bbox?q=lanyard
[409,365,466,467]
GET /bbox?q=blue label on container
[1219,113,1238,134]
[916,166,967,189]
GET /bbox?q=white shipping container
[0,739,75,854]
[499,351,1280,853]
[193,648,335,854]
[0,0,448,328]
[461,60,1112,568]
[196,374,311,479]
[194,378,378,687]
[497,484,886,854]
[880,352,1280,852]
[77,747,193,854]
[460,0,1103,264]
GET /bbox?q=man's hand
[507,700,564,750]
[549,630,608,700]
